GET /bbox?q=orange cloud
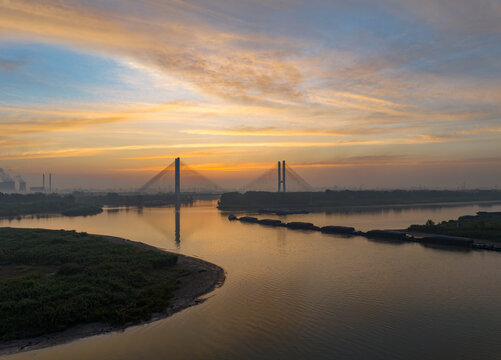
[125,150,242,160]
[116,162,274,172]
[3,0,499,124]
[116,156,501,174]
[0,0,304,105]
[0,134,457,161]
[181,126,417,137]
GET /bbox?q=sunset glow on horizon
[1,0,501,190]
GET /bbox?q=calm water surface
[2,201,501,360]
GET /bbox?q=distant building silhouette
[0,180,15,192]
[18,180,27,192]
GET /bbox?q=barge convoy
[227,215,499,251]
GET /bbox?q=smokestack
[278,161,281,192]
[49,174,52,192]
[19,181,26,192]
[43,174,45,191]
[282,160,286,192]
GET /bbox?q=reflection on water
[2,201,501,360]
[321,201,501,216]
[175,204,180,247]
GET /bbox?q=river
[2,201,501,360]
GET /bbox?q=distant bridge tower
[277,160,286,192]
[247,160,312,192]
[138,156,219,194]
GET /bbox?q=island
[408,211,501,242]
[0,227,224,355]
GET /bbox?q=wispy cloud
[124,150,242,160]
[116,156,501,173]
[0,139,53,148]
[0,58,26,71]
[385,0,501,35]
[182,125,415,137]
[265,156,501,168]
[0,0,304,104]
[0,100,205,138]
[0,136,452,160]
[2,0,500,120]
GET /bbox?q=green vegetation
[408,212,501,241]
[0,192,194,219]
[0,193,102,218]
[60,205,103,217]
[0,228,187,341]
[218,190,501,210]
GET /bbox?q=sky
[1,0,501,191]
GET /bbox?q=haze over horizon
[1,0,501,190]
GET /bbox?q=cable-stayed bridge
[245,161,313,192]
[138,158,220,193]
[137,158,312,194]
[136,158,313,249]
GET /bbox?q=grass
[0,227,188,341]
[408,212,501,241]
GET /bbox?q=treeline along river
[218,190,501,210]
[2,200,501,359]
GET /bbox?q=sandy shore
[0,235,225,356]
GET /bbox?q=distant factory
[0,179,15,192]
[0,168,54,193]
[30,173,53,193]
[0,168,18,193]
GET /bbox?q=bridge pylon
[278,160,286,192]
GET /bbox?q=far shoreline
[217,190,501,211]
[219,199,501,212]
[0,234,225,356]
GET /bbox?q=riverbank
[0,192,194,219]
[408,211,501,241]
[0,193,103,218]
[0,229,225,356]
[218,190,501,211]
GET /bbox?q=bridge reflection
[136,204,187,249]
[175,203,180,247]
